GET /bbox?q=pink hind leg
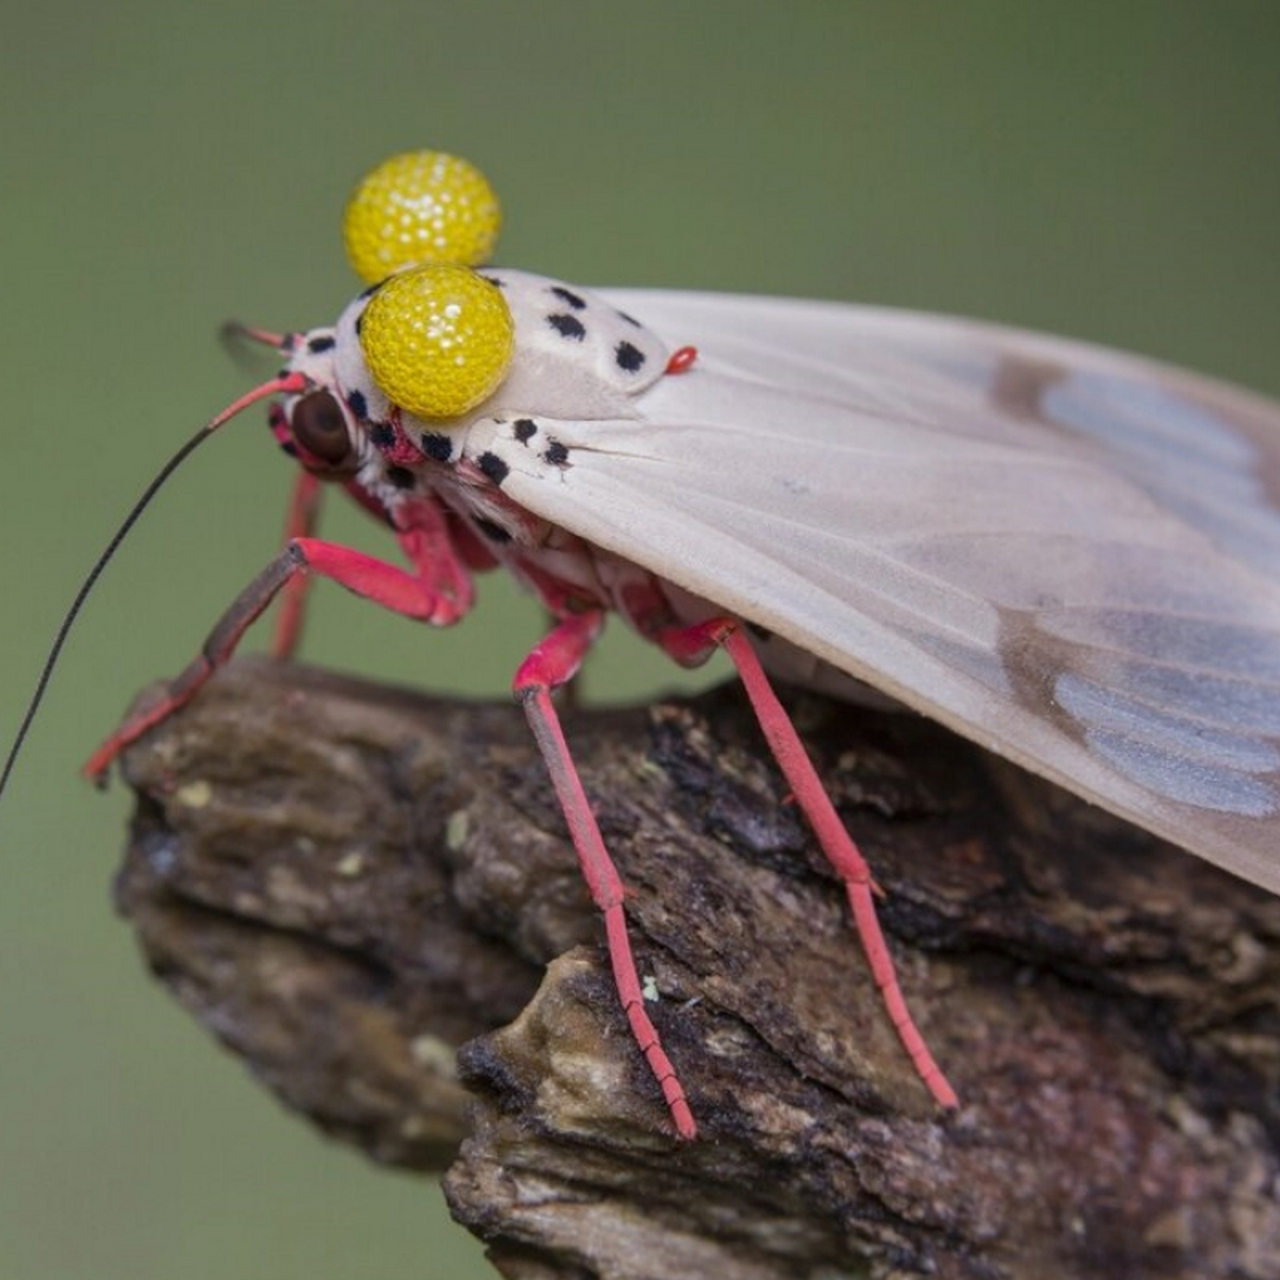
[514,612,698,1139]
[660,616,958,1110]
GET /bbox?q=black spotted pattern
[513,418,538,444]
[369,423,396,450]
[550,285,587,310]
[419,431,454,462]
[543,440,569,467]
[615,341,645,373]
[386,465,416,490]
[306,334,336,354]
[547,313,587,341]
[347,389,369,420]
[478,452,509,486]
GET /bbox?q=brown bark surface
[111,657,1280,1279]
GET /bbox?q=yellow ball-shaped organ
[343,150,501,284]
[358,265,514,420]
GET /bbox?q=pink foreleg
[271,470,324,658]
[85,536,469,779]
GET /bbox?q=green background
[2,3,1278,1277]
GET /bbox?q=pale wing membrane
[479,291,1280,893]
[629,290,1280,576]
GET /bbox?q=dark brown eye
[291,390,353,467]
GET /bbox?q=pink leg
[661,617,958,1110]
[85,535,470,779]
[272,470,324,658]
[514,613,698,1139]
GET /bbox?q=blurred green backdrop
[2,3,1278,1277]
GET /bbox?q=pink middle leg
[514,612,698,1139]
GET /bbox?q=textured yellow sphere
[343,150,502,284]
[359,266,514,419]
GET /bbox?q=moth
[7,151,1279,1139]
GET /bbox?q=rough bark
[111,656,1280,1280]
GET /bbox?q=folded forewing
[470,291,1280,891]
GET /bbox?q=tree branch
[112,657,1280,1279]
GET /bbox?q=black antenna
[0,372,308,803]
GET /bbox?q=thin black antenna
[0,372,307,803]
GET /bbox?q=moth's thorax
[280,267,671,493]
[318,268,664,442]
[276,268,686,628]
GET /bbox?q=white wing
[469,290,1280,893]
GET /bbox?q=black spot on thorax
[419,431,454,462]
[615,340,645,373]
[478,452,509,486]
[547,313,587,341]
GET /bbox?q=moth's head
[273,260,517,479]
[265,149,674,483]
[268,148,513,478]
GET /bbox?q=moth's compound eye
[343,150,501,285]
[358,265,514,420]
[291,389,357,470]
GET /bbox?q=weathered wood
[112,656,1280,1279]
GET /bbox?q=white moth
[8,151,1277,1139]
